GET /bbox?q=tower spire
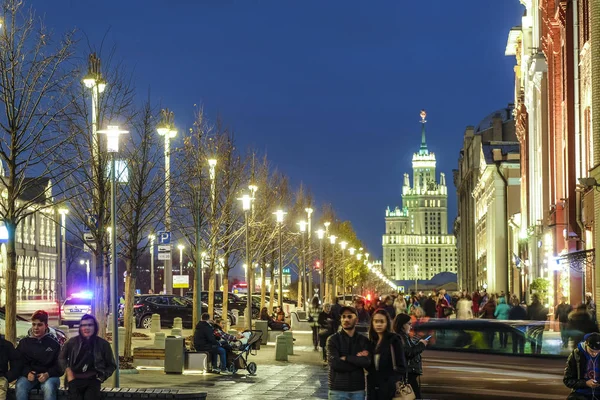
[419,109,428,156]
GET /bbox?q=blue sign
[283,267,290,274]
[158,231,171,245]
[84,213,98,232]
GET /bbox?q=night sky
[33,1,523,261]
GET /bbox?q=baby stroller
[226,330,263,375]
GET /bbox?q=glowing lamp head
[97,125,128,153]
[248,184,258,194]
[177,244,185,251]
[239,193,252,211]
[329,235,337,245]
[82,74,96,88]
[324,221,331,229]
[348,247,356,256]
[97,80,107,93]
[305,207,313,216]
[316,229,325,239]
[298,221,307,232]
[79,259,85,265]
[357,253,363,261]
[340,241,347,250]
[274,209,286,223]
[149,234,155,241]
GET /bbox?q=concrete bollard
[171,328,183,337]
[154,332,166,349]
[173,317,183,330]
[275,335,288,361]
[237,315,246,328]
[283,331,293,355]
[58,325,70,339]
[254,320,268,345]
[118,327,126,356]
[150,314,161,333]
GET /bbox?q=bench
[290,311,311,331]
[133,347,165,368]
[7,387,207,399]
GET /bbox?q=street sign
[158,252,171,261]
[84,214,98,232]
[157,231,171,245]
[399,286,405,293]
[84,233,94,242]
[83,243,96,253]
[283,267,290,274]
[158,245,172,252]
[173,275,189,289]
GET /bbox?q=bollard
[254,320,268,345]
[58,325,70,339]
[171,328,183,337]
[118,327,126,356]
[154,332,166,349]
[150,314,161,333]
[275,335,288,361]
[107,313,114,333]
[232,309,239,325]
[238,315,246,328]
[283,331,293,355]
[173,317,183,330]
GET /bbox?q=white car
[0,307,32,340]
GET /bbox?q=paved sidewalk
[116,329,329,400]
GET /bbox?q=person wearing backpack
[564,332,600,400]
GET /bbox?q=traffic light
[315,260,321,270]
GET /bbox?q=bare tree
[0,0,77,343]
[118,98,165,357]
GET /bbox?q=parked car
[131,294,236,329]
[185,291,259,319]
[59,292,93,327]
[336,294,366,306]
[0,306,32,340]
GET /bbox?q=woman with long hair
[309,297,322,351]
[393,313,428,399]
[260,306,290,331]
[366,309,407,400]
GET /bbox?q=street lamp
[177,244,185,296]
[316,229,325,301]
[305,208,313,299]
[208,157,218,301]
[97,124,128,388]
[58,207,68,301]
[298,220,307,309]
[348,247,356,296]
[79,259,90,288]
[157,109,177,294]
[329,235,337,302]
[273,210,286,306]
[414,265,419,293]
[148,234,155,293]
[340,241,347,302]
[239,193,254,330]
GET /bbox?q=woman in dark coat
[260,307,290,331]
[317,303,334,362]
[366,309,407,400]
[393,313,428,399]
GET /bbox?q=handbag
[390,344,416,400]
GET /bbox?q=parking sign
[157,231,171,245]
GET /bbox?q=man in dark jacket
[193,313,229,374]
[423,295,437,319]
[15,310,63,400]
[330,299,342,333]
[555,297,573,348]
[59,314,116,399]
[564,332,600,399]
[0,335,22,400]
[326,306,371,400]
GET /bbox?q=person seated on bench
[15,310,63,400]
[194,313,230,374]
[260,307,290,331]
[274,306,286,322]
[213,318,244,350]
[59,314,116,400]
[0,333,23,400]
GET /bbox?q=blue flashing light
[70,291,93,299]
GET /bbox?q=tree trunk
[208,270,215,319]
[260,265,267,312]
[222,273,229,328]
[297,267,303,311]
[192,270,199,328]
[268,265,275,312]
[123,263,136,358]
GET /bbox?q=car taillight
[133,304,143,309]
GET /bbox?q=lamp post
[178,244,185,296]
[339,241,347,302]
[414,265,419,293]
[79,259,90,288]
[329,235,337,303]
[248,184,258,292]
[305,208,313,300]
[58,207,68,301]
[97,124,128,388]
[274,210,286,306]
[298,221,307,309]
[148,234,155,293]
[348,247,356,296]
[316,229,325,301]
[208,158,218,303]
[157,109,177,294]
[239,193,253,330]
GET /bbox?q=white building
[382,111,457,281]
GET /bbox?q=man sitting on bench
[193,313,230,375]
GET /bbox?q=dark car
[131,294,236,329]
[185,291,259,319]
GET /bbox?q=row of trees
[0,0,385,349]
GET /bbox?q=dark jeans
[512,332,525,354]
[499,331,509,348]
[311,326,319,348]
[319,332,331,360]
[205,346,227,370]
[559,322,569,347]
[68,378,101,400]
[407,373,421,399]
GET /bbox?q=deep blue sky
[33,1,523,260]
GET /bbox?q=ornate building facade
[0,178,59,312]
[382,111,457,282]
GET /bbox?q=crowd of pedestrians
[0,310,115,400]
